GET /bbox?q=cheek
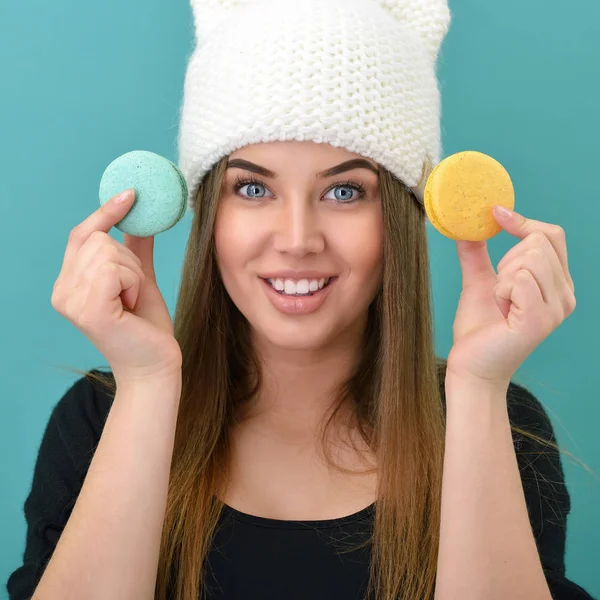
[337,211,383,279]
[214,204,256,271]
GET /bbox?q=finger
[494,286,511,320]
[497,245,556,305]
[493,207,574,293]
[79,263,139,330]
[74,233,143,280]
[123,234,156,280]
[497,231,571,300]
[78,245,146,292]
[513,270,552,337]
[64,189,136,266]
[497,269,546,334]
[455,240,497,290]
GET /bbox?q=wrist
[445,368,510,394]
[115,368,182,396]
[444,370,510,414]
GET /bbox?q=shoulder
[505,380,560,448]
[505,380,572,531]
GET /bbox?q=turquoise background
[1,0,598,597]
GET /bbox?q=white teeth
[285,279,306,294]
[266,277,331,295]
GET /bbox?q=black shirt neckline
[220,501,376,530]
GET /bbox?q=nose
[273,196,325,257]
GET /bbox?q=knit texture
[177,0,451,213]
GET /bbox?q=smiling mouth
[261,276,337,297]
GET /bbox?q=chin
[252,318,340,353]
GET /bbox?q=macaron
[424,151,515,241]
[99,150,188,237]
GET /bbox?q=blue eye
[232,176,367,204]
[233,177,272,200]
[324,182,367,203]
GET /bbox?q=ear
[190,0,451,58]
[377,0,451,58]
[190,0,254,42]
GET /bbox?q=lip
[260,276,337,315]
[259,271,337,280]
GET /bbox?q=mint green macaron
[99,150,188,237]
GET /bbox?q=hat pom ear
[190,0,451,58]
[378,0,451,58]
[190,0,253,42]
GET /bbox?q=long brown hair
[68,155,593,600]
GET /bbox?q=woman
[7,0,595,599]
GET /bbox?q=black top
[6,371,596,600]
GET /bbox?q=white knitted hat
[177,0,451,213]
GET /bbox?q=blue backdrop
[1,0,598,597]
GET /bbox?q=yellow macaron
[424,151,515,241]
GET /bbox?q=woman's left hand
[446,206,576,388]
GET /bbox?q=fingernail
[494,205,513,219]
[114,189,134,204]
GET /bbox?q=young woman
[7,141,593,600]
[7,1,595,599]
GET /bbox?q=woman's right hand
[51,189,183,386]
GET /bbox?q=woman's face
[214,140,383,352]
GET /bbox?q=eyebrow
[226,158,379,178]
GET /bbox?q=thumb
[123,234,156,280]
[455,240,496,290]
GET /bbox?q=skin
[213,140,383,518]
